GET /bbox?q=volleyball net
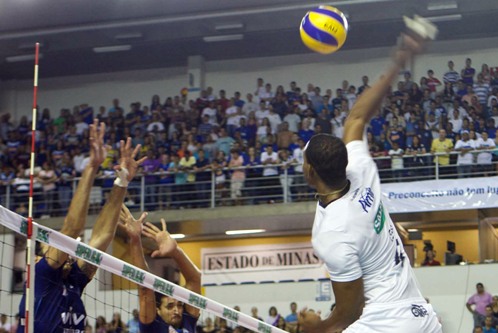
[0,205,286,333]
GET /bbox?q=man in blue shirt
[17,121,146,333]
[120,206,201,333]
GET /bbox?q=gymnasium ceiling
[1,0,498,80]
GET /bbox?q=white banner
[381,176,498,213]
[201,243,328,286]
[0,206,285,333]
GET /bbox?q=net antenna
[25,42,40,333]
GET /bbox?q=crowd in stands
[1,57,498,215]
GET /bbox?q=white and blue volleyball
[300,5,349,54]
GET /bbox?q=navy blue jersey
[18,257,90,333]
[139,312,198,333]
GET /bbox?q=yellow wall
[405,229,479,266]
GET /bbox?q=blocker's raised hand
[89,119,107,168]
[142,218,178,258]
[114,137,147,181]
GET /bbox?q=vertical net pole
[24,42,40,333]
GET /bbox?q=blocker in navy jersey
[17,257,90,333]
[139,312,198,333]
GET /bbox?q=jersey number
[394,239,405,266]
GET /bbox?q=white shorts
[344,299,442,333]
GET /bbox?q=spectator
[126,309,140,333]
[37,161,58,217]
[216,128,235,156]
[482,316,497,333]
[193,149,211,208]
[406,135,428,177]
[95,316,108,333]
[179,150,196,208]
[57,154,76,213]
[421,249,441,266]
[265,307,281,327]
[285,302,298,333]
[482,306,498,328]
[0,314,11,333]
[443,60,460,84]
[454,130,475,178]
[250,307,263,322]
[142,150,161,209]
[283,105,301,133]
[260,145,279,203]
[388,141,404,182]
[461,58,476,86]
[228,149,245,205]
[278,149,294,202]
[467,283,493,328]
[276,122,294,150]
[431,129,454,177]
[426,70,442,97]
[475,131,495,176]
[202,317,216,333]
[109,312,126,333]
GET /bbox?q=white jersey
[475,138,496,164]
[312,140,423,305]
[454,139,475,165]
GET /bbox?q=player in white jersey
[298,33,442,333]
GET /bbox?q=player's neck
[315,179,350,206]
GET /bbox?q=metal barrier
[1,149,496,217]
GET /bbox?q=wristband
[114,168,130,188]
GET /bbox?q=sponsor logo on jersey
[411,304,428,317]
[358,187,374,213]
[188,293,207,309]
[153,278,175,296]
[61,311,86,326]
[223,307,239,323]
[373,202,385,234]
[75,244,103,265]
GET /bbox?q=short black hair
[305,134,348,187]
[155,292,166,308]
[477,282,484,288]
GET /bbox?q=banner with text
[201,243,328,286]
[381,177,498,213]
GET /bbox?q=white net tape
[0,205,286,333]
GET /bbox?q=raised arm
[342,34,425,145]
[44,119,105,269]
[142,219,202,318]
[77,137,146,279]
[119,205,156,325]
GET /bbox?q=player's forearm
[170,247,201,293]
[315,307,362,333]
[89,185,126,251]
[61,165,98,237]
[130,237,157,324]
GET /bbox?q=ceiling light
[92,45,132,53]
[407,229,419,232]
[427,2,458,11]
[203,34,244,43]
[171,234,185,239]
[115,32,143,40]
[225,229,266,235]
[6,54,43,63]
[215,23,245,31]
[426,14,462,22]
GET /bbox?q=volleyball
[300,5,349,54]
